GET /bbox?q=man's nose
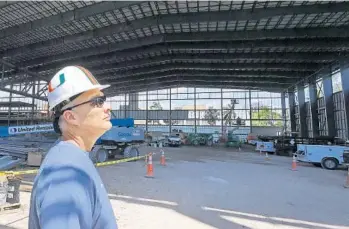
[103,102,111,112]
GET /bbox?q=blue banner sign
[8,124,54,135]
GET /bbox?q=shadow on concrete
[108,193,347,229]
[102,149,349,229]
[0,225,18,229]
[108,194,250,229]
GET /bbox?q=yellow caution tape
[0,155,145,177]
[95,155,145,167]
[0,169,39,176]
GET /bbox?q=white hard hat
[47,66,110,110]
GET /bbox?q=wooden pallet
[0,203,21,213]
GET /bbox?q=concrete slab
[1,145,348,229]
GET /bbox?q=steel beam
[6,26,349,59]
[288,91,297,133]
[14,35,164,68]
[93,62,317,78]
[0,59,39,79]
[99,64,312,80]
[0,60,47,100]
[105,74,295,85]
[0,1,18,8]
[0,1,140,39]
[26,52,344,75]
[29,61,310,79]
[89,61,319,75]
[15,37,349,70]
[297,85,308,137]
[308,79,320,137]
[8,67,311,87]
[2,1,349,58]
[111,80,288,90]
[100,69,309,83]
[340,60,349,139]
[0,59,47,85]
[105,84,283,96]
[106,81,285,95]
[166,27,349,42]
[322,72,336,137]
[0,86,46,100]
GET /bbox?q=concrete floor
[0,145,349,229]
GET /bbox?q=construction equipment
[89,118,144,163]
[225,130,241,148]
[187,133,208,146]
[259,135,347,156]
[255,141,275,153]
[207,132,220,146]
[0,118,145,167]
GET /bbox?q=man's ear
[62,110,79,126]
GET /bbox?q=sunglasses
[60,95,107,113]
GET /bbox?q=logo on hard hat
[48,73,66,92]
[48,66,100,94]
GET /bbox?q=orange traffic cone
[344,166,349,188]
[160,149,166,166]
[145,153,154,178]
[291,154,297,171]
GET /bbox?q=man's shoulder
[44,141,91,166]
[36,141,96,186]
[33,143,96,198]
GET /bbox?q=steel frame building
[0,1,349,138]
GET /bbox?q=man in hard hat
[28,66,118,229]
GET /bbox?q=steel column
[221,88,224,135]
[281,92,286,134]
[1,60,4,83]
[194,87,197,134]
[146,90,148,132]
[7,84,12,126]
[322,74,336,137]
[288,91,297,133]
[308,80,320,137]
[340,61,349,139]
[124,94,127,118]
[297,85,307,137]
[31,81,36,124]
[249,90,252,133]
[169,88,172,134]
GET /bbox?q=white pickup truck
[167,134,181,147]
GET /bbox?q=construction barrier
[291,154,297,171]
[160,149,166,166]
[145,153,154,178]
[265,152,270,160]
[95,155,145,167]
[0,169,39,177]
